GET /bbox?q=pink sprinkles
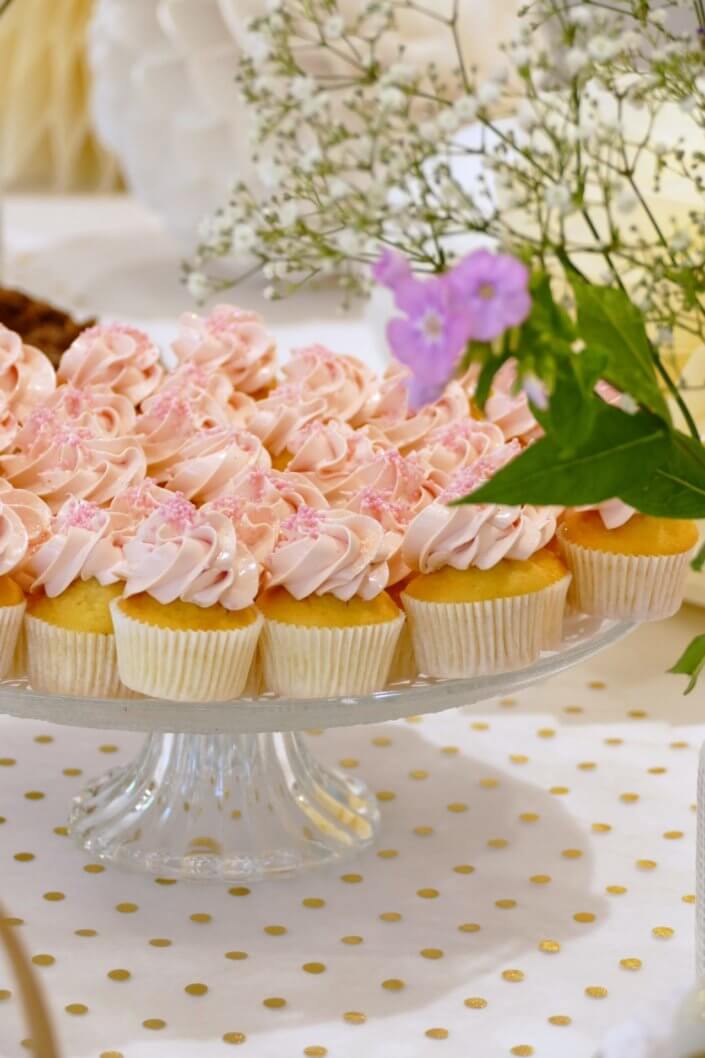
[440,442,521,503]
[281,505,325,540]
[57,498,106,532]
[157,494,198,530]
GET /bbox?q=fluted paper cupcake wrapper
[387,621,417,684]
[110,602,263,701]
[0,602,25,679]
[542,575,572,650]
[25,614,132,698]
[261,615,405,698]
[558,537,694,620]
[401,584,563,679]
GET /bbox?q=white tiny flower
[265,0,281,10]
[478,80,501,107]
[619,394,640,415]
[233,223,257,252]
[568,6,592,25]
[651,7,668,25]
[670,230,691,252]
[420,120,438,140]
[279,201,299,227]
[187,271,210,301]
[245,32,270,63]
[262,262,276,280]
[257,159,283,189]
[696,75,705,96]
[339,229,363,254]
[571,339,586,355]
[511,45,530,66]
[291,77,316,101]
[652,140,670,156]
[301,145,322,171]
[263,285,276,300]
[328,177,349,199]
[438,108,460,133]
[516,98,537,129]
[454,94,478,123]
[324,14,345,38]
[616,189,638,214]
[380,86,406,111]
[588,35,618,62]
[544,184,572,213]
[564,47,588,76]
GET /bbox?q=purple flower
[447,249,531,342]
[372,249,413,297]
[385,275,473,410]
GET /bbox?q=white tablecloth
[1,195,704,1058]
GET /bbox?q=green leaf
[454,403,669,507]
[528,272,576,341]
[473,347,512,411]
[692,538,705,573]
[668,635,705,695]
[570,276,671,422]
[620,431,705,518]
[532,356,607,454]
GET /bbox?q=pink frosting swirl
[328,447,434,511]
[345,487,414,586]
[245,384,328,456]
[381,381,470,452]
[59,324,164,406]
[351,359,410,429]
[2,426,146,513]
[480,361,543,445]
[285,420,382,498]
[173,305,277,396]
[266,506,391,601]
[18,386,137,443]
[26,498,132,596]
[164,362,255,425]
[162,426,271,502]
[576,498,635,529]
[418,419,505,492]
[0,324,56,423]
[282,344,375,422]
[0,481,51,578]
[121,494,259,610]
[403,453,558,574]
[109,479,174,521]
[136,385,234,476]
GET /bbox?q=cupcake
[0,323,56,422]
[1,420,146,513]
[135,384,234,480]
[58,323,164,406]
[161,426,271,502]
[417,419,505,493]
[245,383,327,466]
[0,483,51,677]
[282,419,384,498]
[281,344,374,422]
[558,502,698,620]
[112,495,262,701]
[401,458,569,677]
[258,506,404,697]
[24,498,133,696]
[172,304,277,399]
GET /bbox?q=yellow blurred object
[0,0,120,191]
[0,903,61,1057]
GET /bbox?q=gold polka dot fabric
[0,615,700,1057]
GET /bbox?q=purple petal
[372,249,413,292]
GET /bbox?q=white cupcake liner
[542,574,572,649]
[0,601,25,680]
[401,584,562,679]
[558,536,695,620]
[10,618,27,678]
[387,620,417,684]
[25,614,131,698]
[111,601,263,701]
[261,615,404,698]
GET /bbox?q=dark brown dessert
[0,286,95,367]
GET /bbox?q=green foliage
[669,635,705,695]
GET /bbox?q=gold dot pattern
[0,668,699,1057]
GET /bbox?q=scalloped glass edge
[0,615,635,734]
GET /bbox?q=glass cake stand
[0,615,634,881]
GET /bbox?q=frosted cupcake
[135,383,235,479]
[0,324,56,422]
[282,420,384,497]
[172,304,277,399]
[281,344,374,422]
[401,458,569,677]
[417,419,505,493]
[161,426,271,503]
[259,506,404,697]
[39,384,137,437]
[0,484,51,677]
[24,498,133,696]
[1,421,146,512]
[245,384,328,466]
[112,496,262,701]
[558,502,698,620]
[58,323,164,406]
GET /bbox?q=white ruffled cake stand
[0,614,634,882]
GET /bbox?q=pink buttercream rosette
[172,305,277,397]
[282,344,375,423]
[59,324,164,407]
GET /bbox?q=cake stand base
[69,732,380,880]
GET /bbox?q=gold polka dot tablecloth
[0,609,702,1058]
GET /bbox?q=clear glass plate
[0,615,634,882]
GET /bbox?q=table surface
[1,194,704,1058]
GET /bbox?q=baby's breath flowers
[187,0,705,352]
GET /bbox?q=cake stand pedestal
[0,615,634,881]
